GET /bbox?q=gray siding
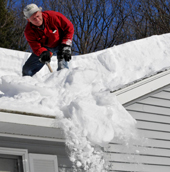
[106,85,170,172]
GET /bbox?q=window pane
[0,155,23,172]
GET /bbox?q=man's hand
[39,51,52,63]
[58,44,72,61]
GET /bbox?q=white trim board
[0,133,64,142]
[0,111,55,127]
[114,69,170,105]
[0,121,65,142]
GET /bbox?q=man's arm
[24,30,48,56]
[52,12,74,46]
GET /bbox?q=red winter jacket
[24,11,74,56]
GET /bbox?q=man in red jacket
[23,3,74,76]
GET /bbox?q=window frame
[0,147,29,172]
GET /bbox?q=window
[0,154,23,172]
[0,147,29,172]
[0,148,59,172]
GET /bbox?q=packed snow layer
[1,33,170,171]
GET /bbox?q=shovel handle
[39,52,53,73]
[45,62,53,73]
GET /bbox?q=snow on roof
[112,66,170,93]
[1,33,170,171]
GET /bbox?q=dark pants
[22,46,60,76]
[22,53,44,76]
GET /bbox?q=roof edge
[0,108,55,119]
[114,69,170,105]
[0,111,55,127]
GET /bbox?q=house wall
[1,84,170,172]
[0,136,73,172]
[106,84,170,172]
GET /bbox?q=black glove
[58,44,72,61]
[39,51,51,63]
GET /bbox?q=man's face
[28,11,43,27]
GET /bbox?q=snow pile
[57,91,136,171]
[1,34,170,171]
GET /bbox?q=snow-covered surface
[1,34,170,171]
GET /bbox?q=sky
[1,33,170,171]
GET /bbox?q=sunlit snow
[1,33,170,171]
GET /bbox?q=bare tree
[145,0,170,34]
[50,0,130,54]
[4,0,170,54]
[127,0,170,41]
